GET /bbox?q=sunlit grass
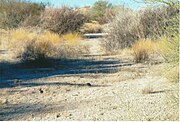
[5,28,86,67]
[132,38,156,63]
[62,32,81,45]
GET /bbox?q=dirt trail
[0,38,178,121]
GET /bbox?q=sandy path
[0,38,178,121]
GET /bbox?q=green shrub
[157,36,179,64]
[87,0,115,24]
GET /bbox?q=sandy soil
[0,38,178,121]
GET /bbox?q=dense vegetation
[0,0,46,28]
[0,0,179,73]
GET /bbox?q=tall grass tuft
[132,39,156,63]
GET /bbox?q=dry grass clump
[40,7,87,34]
[8,28,86,67]
[132,39,156,63]
[9,28,60,67]
[80,21,102,33]
[62,33,81,44]
[58,33,89,58]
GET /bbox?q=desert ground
[0,38,178,121]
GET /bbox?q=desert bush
[80,21,102,33]
[0,0,45,29]
[102,9,143,51]
[102,2,179,52]
[40,7,87,34]
[9,28,86,67]
[132,39,156,63]
[139,5,179,38]
[9,28,59,67]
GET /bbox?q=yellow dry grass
[132,38,156,63]
[80,21,102,33]
[4,28,84,61]
[62,32,81,45]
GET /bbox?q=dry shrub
[40,7,87,34]
[139,6,179,38]
[132,39,156,63]
[9,28,86,67]
[0,0,45,29]
[9,28,60,67]
[80,21,102,33]
[102,5,179,52]
[102,9,143,51]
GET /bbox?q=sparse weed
[157,36,179,64]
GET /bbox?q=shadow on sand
[0,57,133,89]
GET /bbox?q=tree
[89,0,113,24]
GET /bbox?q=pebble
[1,99,8,104]
[86,83,92,86]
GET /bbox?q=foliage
[102,1,179,52]
[102,9,142,51]
[40,7,87,34]
[157,36,179,64]
[139,5,179,38]
[88,0,114,24]
[142,0,180,6]
[0,0,45,29]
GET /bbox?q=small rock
[56,114,60,118]
[1,99,8,104]
[66,89,71,92]
[100,113,104,115]
[39,88,44,93]
[13,79,22,84]
[86,83,92,86]
[112,106,118,109]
